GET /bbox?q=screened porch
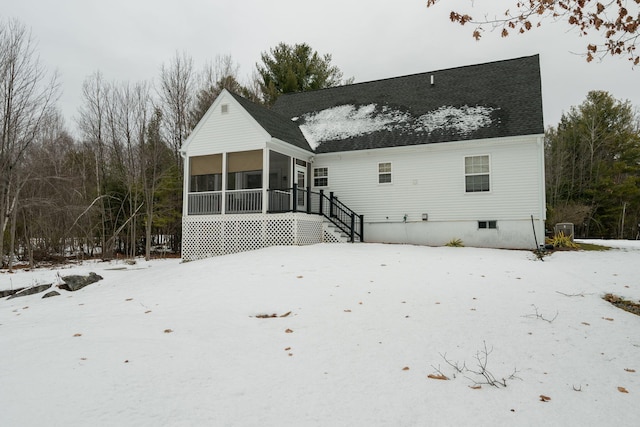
[186,149,308,215]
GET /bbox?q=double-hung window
[465,155,490,192]
[378,162,392,184]
[313,167,328,187]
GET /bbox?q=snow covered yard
[1,242,639,426]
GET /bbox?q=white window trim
[378,161,392,185]
[464,154,491,193]
[313,166,329,188]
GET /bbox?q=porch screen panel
[190,154,222,192]
[227,150,262,173]
[269,151,290,190]
[227,150,263,190]
[190,154,222,175]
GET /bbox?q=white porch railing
[187,190,263,214]
[225,189,262,214]
[188,191,222,215]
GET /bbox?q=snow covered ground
[1,241,639,426]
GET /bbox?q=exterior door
[295,165,306,211]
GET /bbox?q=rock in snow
[58,272,103,292]
[7,284,52,299]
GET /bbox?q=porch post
[292,185,297,213]
[329,192,335,218]
[306,186,311,214]
[262,148,268,214]
[319,189,324,216]
[182,156,189,217]
[350,213,355,242]
[221,152,227,214]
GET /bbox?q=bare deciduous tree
[189,54,247,128]
[77,71,111,256]
[158,51,195,167]
[0,18,60,266]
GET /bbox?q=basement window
[478,220,497,229]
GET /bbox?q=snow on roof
[416,105,496,134]
[297,103,497,150]
[297,104,409,150]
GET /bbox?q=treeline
[1,18,348,268]
[545,91,640,239]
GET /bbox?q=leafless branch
[556,290,592,297]
[438,341,520,388]
[523,304,559,323]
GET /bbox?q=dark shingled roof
[271,55,544,153]
[227,91,313,152]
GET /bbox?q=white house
[180,55,546,260]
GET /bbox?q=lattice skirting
[182,213,323,261]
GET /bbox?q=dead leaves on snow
[427,374,449,380]
[539,394,551,402]
[618,386,629,393]
[256,313,278,318]
[603,293,640,317]
[255,311,292,319]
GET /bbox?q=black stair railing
[321,190,363,242]
[266,187,363,242]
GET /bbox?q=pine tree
[256,42,348,106]
[545,91,640,238]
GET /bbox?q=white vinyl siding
[311,135,544,224]
[186,93,270,157]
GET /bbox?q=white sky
[3,0,639,135]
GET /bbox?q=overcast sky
[4,0,639,135]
